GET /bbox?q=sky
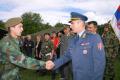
[0,0,120,26]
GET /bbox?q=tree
[21,12,43,35]
[97,24,104,36]
[54,22,64,28]
[0,20,5,29]
[42,23,52,30]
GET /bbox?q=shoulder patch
[1,36,11,46]
[6,42,9,45]
[97,42,103,50]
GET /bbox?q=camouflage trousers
[117,45,120,60]
[104,57,115,80]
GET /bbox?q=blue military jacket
[54,31,106,80]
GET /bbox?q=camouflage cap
[104,23,111,29]
[5,17,23,30]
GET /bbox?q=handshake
[45,60,55,70]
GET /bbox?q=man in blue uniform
[46,12,106,80]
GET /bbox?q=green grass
[20,69,50,80]
[115,58,120,80]
[20,69,60,80]
[20,58,120,80]
[0,58,120,80]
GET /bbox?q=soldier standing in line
[102,23,119,80]
[0,17,45,80]
[40,33,54,61]
[59,26,73,80]
[40,33,54,75]
[24,35,34,57]
[34,34,42,60]
[86,21,98,34]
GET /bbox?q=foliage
[0,20,5,29]
[21,12,52,35]
[97,24,104,36]
[42,23,52,30]
[54,22,64,28]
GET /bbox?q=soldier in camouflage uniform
[40,33,54,61]
[0,17,45,80]
[38,33,53,75]
[102,23,119,80]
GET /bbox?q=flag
[111,5,120,41]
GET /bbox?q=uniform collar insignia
[80,42,89,46]
[81,31,87,38]
[8,34,19,44]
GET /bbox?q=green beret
[5,17,23,30]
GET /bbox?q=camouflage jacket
[102,31,119,58]
[40,40,54,55]
[0,35,45,80]
[102,32,119,48]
